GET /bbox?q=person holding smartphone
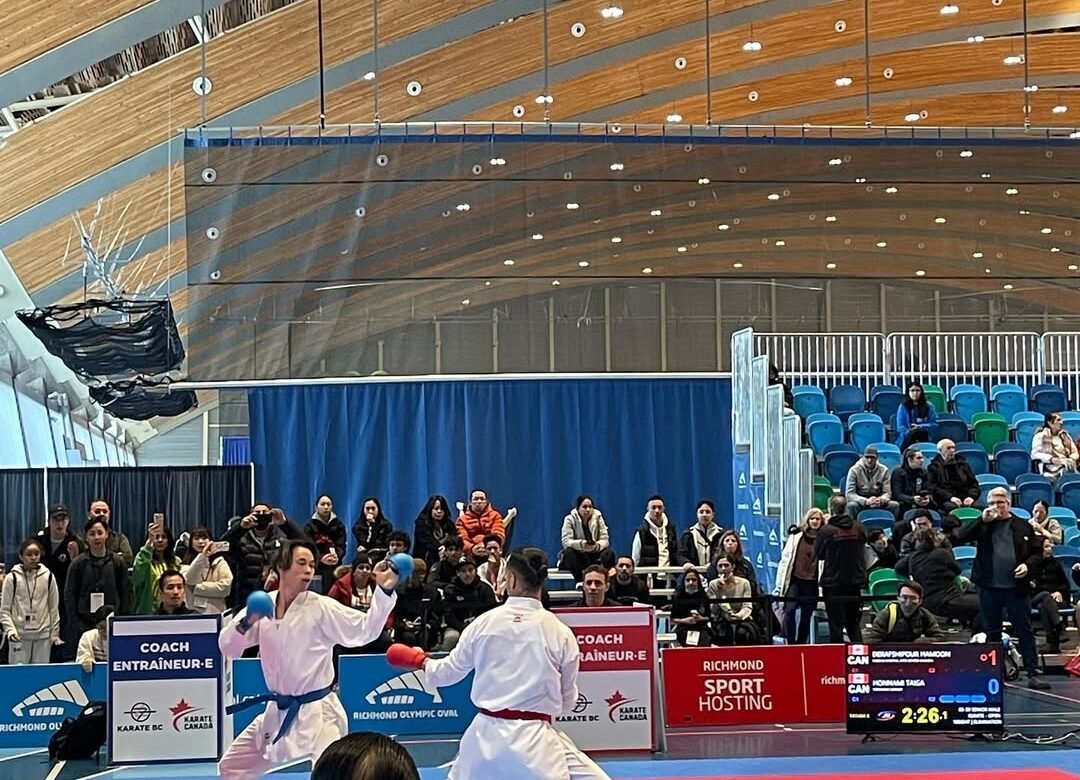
[132,516,178,614]
[223,503,304,611]
[181,527,234,614]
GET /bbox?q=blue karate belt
[226,684,334,744]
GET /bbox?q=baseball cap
[48,503,70,517]
[864,445,879,457]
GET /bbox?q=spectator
[353,497,394,558]
[155,570,195,615]
[132,518,178,615]
[82,499,134,566]
[898,510,936,556]
[578,565,620,608]
[1,539,61,664]
[866,528,899,573]
[891,447,935,517]
[814,496,868,643]
[329,554,377,611]
[863,582,947,643]
[1031,412,1080,481]
[1028,538,1071,653]
[707,554,760,645]
[223,504,303,610]
[387,531,411,557]
[768,363,794,409]
[441,559,497,651]
[412,495,458,567]
[928,439,979,510]
[1029,500,1064,546]
[775,508,824,645]
[311,732,420,780]
[305,495,346,593]
[707,530,759,592]
[426,537,465,589]
[670,568,711,646]
[65,518,131,639]
[609,556,651,604]
[560,495,615,582]
[845,446,899,518]
[457,490,514,563]
[476,535,507,599]
[393,560,442,651]
[679,499,723,569]
[35,504,82,660]
[956,486,1048,689]
[631,495,682,569]
[896,528,982,629]
[897,382,938,451]
[180,528,233,614]
[76,605,113,673]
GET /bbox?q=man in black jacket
[223,504,305,610]
[891,448,935,516]
[609,556,652,604]
[394,559,443,651]
[927,439,980,510]
[957,487,1049,689]
[426,537,465,589]
[814,497,868,643]
[896,528,981,629]
[577,565,622,608]
[440,559,496,650]
[36,504,83,660]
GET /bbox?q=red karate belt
[478,707,552,723]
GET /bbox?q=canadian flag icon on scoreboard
[848,673,869,685]
[848,644,869,656]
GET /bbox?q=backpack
[49,701,107,761]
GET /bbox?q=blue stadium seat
[829,384,866,423]
[913,442,939,461]
[869,386,904,427]
[957,442,990,476]
[1059,474,1080,519]
[823,445,859,488]
[1060,411,1080,443]
[871,442,902,471]
[807,413,844,456]
[848,413,886,453]
[977,473,1008,505]
[935,413,970,444]
[1030,384,1068,416]
[950,384,988,423]
[1048,506,1078,527]
[1064,527,1080,547]
[1015,473,1054,512]
[1011,411,1044,451]
[952,545,976,577]
[1011,507,1031,520]
[990,383,1028,422]
[792,385,828,419]
[858,509,896,532]
[993,443,1033,486]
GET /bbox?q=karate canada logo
[170,699,214,732]
[604,690,647,723]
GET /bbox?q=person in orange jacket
[456,489,517,564]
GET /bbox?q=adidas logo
[13,680,88,718]
[364,671,442,706]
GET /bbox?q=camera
[254,512,272,530]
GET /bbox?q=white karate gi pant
[218,698,345,780]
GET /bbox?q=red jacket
[327,573,393,629]
[457,506,506,549]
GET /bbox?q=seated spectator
[815,496,868,643]
[426,537,465,589]
[560,495,615,582]
[898,510,936,556]
[476,535,507,599]
[412,495,458,567]
[441,559,497,650]
[393,560,442,651]
[577,565,621,608]
[707,530,759,592]
[387,531,411,557]
[312,731,420,780]
[897,382,938,451]
[457,489,515,564]
[180,528,233,614]
[305,495,346,593]
[66,518,131,641]
[863,582,947,643]
[1029,500,1064,546]
[329,553,377,611]
[776,508,824,645]
[707,555,761,646]
[896,528,981,629]
[155,570,195,615]
[670,568,711,646]
[845,446,899,518]
[1031,412,1080,482]
[891,447,935,517]
[679,499,724,568]
[133,518,178,615]
[609,556,651,604]
[36,503,83,660]
[1,538,61,665]
[928,439,979,510]
[353,497,394,558]
[631,495,683,569]
[866,529,899,572]
[223,504,304,610]
[76,605,113,673]
[82,499,134,566]
[769,363,794,409]
[1029,538,1071,653]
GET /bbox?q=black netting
[88,378,197,421]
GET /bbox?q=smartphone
[215,541,230,553]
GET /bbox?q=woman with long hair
[352,497,393,558]
[1032,412,1080,482]
[775,508,824,644]
[670,567,711,647]
[132,518,177,614]
[412,495,457,566]
[897,381,938,450]
[180,527,234,614]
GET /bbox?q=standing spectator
[896,528,982,629]
[393,560,442,651]
[927,439,980,510]
[866,529,900,572]
[1031,412,1080,481]
[577,565,620,608]
[559,495,615,582]
[897,382,938,451]
[1028,538,1071,653]
[155,570,195,616]
[440,559,497,651]
[679,499,723,568]
[456,489,514,563]
[387,532,411,557]
[426,537,465,589]
[844,446,899,518]
[631,495,682,569]
[353,497,394,558]
[814,496,869,643]
[65,518,131,639]
[609,556,651,604]
[305,496,346,593]
[476,535,507,599]
[412,495,457,567]
[35,504,82,660]
[956,486,1049,689]
[775,508,823,645]
[223,504,304,610]
[1,539,61,664]
[180,528,233,614]
[670,568,711,646]
[863,582,947,643]
[83,499,134,566]
[891,448,935,517]
[76,605,113,673]
[132,518,178,615]
[707,555,760,645]
[1029,500,1064,546]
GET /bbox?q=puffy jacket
[927,455,980,507]
[814,514,869,588]
[456,507,505,550]
[34,530,83,595]
[182,552,234,614]
[352,516,393,555]
[631,516,682,568]
[1,564,60,641]
[223,518,304,609]
[561,509,611,552]
[443,577,497,632]
[64,551,130,636]
[775,530,821,596]
[678,522,722,567]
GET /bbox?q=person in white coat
[386,547,611,780]
[774,508,825,645]
[181,527,234,614]
[559,495,615,582]
[218,540,398,780]
[1,538,61,664]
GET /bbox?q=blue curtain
[221,436,251,465]
[248,378,733,559]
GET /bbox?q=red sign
[662,645,847,727]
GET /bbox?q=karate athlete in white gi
[218,539,398,779]
[386,547,611,780]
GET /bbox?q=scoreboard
[845,643,1004,734]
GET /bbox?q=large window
[15,380,58,467]
[0,373,28,467]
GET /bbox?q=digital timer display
[845,643,1005,734]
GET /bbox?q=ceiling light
[1052,105,1068,114]
[1071,131,1080,139]
[825,215,838,222]
[461,299,471,305]
[960,149,974,158]
[534,94,554,104]
[915,270,926,277]
[732,262,744,269]
[876,241,888,248]
[940,4,959,15]
[980,172,991,179]
[1051,247,1061,253]
[566,202,579,210]
[552,279,561,286]
[1019,209,1030,215]
[698,177,710,184]
[985,268,992,273]
[677,246,688,253]
[600,5,623,19]
[826,262,837,269]
[885,186,898,194]
[649,209,662,217]
[967,35,984,43]
[767,193,780,201]
[490,157,506,165]
[835,76,853,87]
[718,223,730,230]
[503,259,515,266]
[611,236,622,243]
[904,112,921,122]
[742,40,763,53]
[1042,227,1053,234]
[1023,84,1039,92]
[532,233,544,240]
[456,203,470,211]
[935,217,947,224]
[828,158,843,166]
[1003,55,1023,66]
[854,177,867,183]
[775,240,786,246]
[363,71,376,81]
[484,280,492,287]
[641,267,653,274]
[667,112,683,122]
[578,260,590,267]
[972,251,983,258]
[1003,284,1014,290]
[1005,188,1018,195]
[609,162,624,171]
[1069,264,1078,271]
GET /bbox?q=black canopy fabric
[89,378,197,420]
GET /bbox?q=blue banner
[0,663,106,747]
[230,658,269,735]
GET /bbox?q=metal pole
[317,0,327,127]
[604,287,612,372]
[659,282,668,371]
[715,279,723,370]
[548,296,556,371]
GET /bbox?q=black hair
[156,568,185,592]
[582,563,608,582]
[388,530,411,548]
[909,509,933,523]
[150,524,178,567]
[574,494,593,510]
[92,605,115,625]
[647,494,665,505]
[352,552,372,570]
[898,581,924,598]
[1042,411,1063,429]
[904,447,924,464]
[482,534,502,547]
[18,538,45,558]
[273,539,319,574]
[312,732,420,780]
[84,517,109,536]
[506,547,548,590]
[1033,499,1050,513]
[358,497,389,525]
[696,499,715,513]
[416,494,451,522]
[902,382,929,417]
[443,536,464,550]
[867,528,887,543]
[718,529,747,565]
